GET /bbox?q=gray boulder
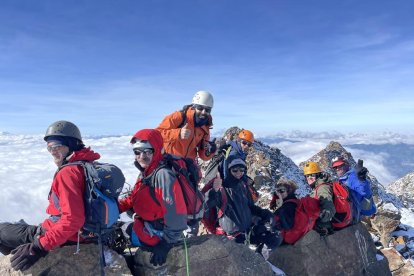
[0,243,131,276]
[268,223,391,276]
[133,234,273,275]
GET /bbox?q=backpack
[59,161,125,238]
[149,154,204,221]
[57,161,124,276]
[280,197,320,244]
[315,181,352,229]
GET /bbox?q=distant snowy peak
[256,131,414,145]
[387,172,414,207]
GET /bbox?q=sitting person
[202,158,280,250]
[271,179,298,244]
[118,129,187,267]
[303,161,336,236]
[331,156,376,224]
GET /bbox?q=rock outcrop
[133,234,273,275]
[267,223,391,276]
[0,243,131,276]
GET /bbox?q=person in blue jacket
[331,156,377,224]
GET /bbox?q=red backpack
[315,181,352,229]
[280,196,320,244]
[149,154,204,221]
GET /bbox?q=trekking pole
[97,224,105,276]
[183,234,190,276]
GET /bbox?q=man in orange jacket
[157,91,217,162]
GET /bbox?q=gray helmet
[44,120,82,141]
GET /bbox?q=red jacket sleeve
[40,166,85,251]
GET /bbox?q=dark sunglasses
[194,105,212,113]
[334,165,344,171]
[276,188,287,193]
[305,173,317,178]
[47,144,64,152]
[241,140,252,147]
[133,148,154,156]
[231,168,246,173]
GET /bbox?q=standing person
[202,158,278,249]
[303,162,336,236]
[0,120,100,272]
[331,156,376,224]
[118,129,187,267]
[157,91,216,162]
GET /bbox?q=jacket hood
[131,129,164,175]
[66,147,100,163]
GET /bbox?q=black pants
[0,221,39,255]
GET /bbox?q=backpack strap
[177,105,192,128]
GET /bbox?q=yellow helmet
[303,161,321,175]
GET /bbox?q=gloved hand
[261,209,274,223]
[208,138,217,154]
[149,239,173,266]
[319,209,333,223]
[218,143,231,154]
[355,159,368,181]
[10,238,47,271]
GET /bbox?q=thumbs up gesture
[213,172,222,191]
[180,123,191,140]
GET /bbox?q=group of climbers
[0,90,377,273]
[269,156,377,245]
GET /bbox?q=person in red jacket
[0,120,100,272]
[156,91,217,162]
[118,129,187,266]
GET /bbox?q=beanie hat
[228,158,247,169]
[46,135,84,152]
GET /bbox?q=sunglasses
[133,148,154,156]
[305,173,317,178]
[241,140,252,147]
[276,188,287,193]
[334,165,344,171]
[47,144,64,152]
[194,105,212,113]
[231,168,246,173]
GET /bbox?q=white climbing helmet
[192,91,214,108]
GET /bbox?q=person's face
[193,104,211,120]
[47,141,69,166]
[334,164,346,177]
[305,173,317,186]
[230,166,246,180]
[239,139,252,153]
[134,148,154,169]
[276,186,289,199]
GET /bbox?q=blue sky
[1,0,414,136]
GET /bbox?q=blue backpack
[57,161,125,239]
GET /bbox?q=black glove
[355,159,368,181]
[218,143,231,154]
[149,239,173,266]
[261,209,274,223]
[10,238,47,271]
[208,138,217,154]
[319,209,333,223]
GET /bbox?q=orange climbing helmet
[238,129,254,143]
